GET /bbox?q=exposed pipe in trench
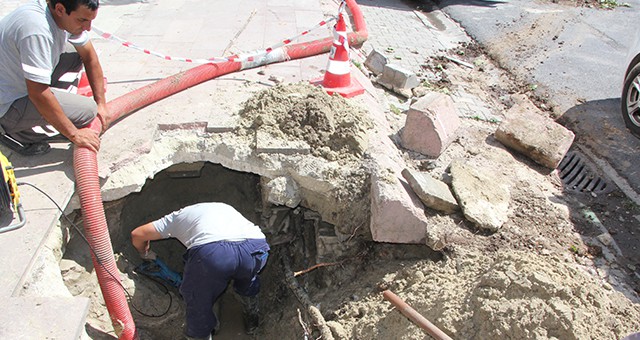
[382,290,453,340]
[72,1,367,338]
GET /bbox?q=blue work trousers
[180,238,270,338]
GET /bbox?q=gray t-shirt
[0,0,89,117]
[152,202,266,249]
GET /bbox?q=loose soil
[61,39,639,340]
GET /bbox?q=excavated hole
[60,161,354,340]
[52,83,449,339]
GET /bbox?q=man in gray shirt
[131,202,271,340]
[0,0,105,155]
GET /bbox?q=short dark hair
[49,0,99,15]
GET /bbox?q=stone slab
[495,103,575,169]
[0,296,90,339]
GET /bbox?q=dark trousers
[180,238,270,338]
[0,52,97,143]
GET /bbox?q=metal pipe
[382,290,453,340]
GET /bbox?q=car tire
[621,62,640,137]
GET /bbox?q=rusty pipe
[382,290,453,340]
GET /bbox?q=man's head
[50,0,99,15]
[49,0,100,35]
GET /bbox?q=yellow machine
[0,152,25,233]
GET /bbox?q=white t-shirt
[152,202,266,249]
[0,0,89,116]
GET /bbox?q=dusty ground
[58,38,640,339]
[536,0,626,8]
[255,47,640,339]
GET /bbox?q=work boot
[0,134,50,156]
[239,295,260,335]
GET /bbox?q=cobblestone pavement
[356,0,499,121]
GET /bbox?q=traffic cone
[311,7,364,98]
[75,71,108,97]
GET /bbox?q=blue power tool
[135,257,183,288]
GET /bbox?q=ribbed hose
[73,123,136,339]
[73,1,366,339]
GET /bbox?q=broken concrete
[376,64,419,97]
[364,49,388,76]
[358,84,432,245]
[401,168,459,214]
[370,169,429,244]
[495,101,575,169]
[401,92,461,158]
[450,159,511,232]
[263,176,302,208]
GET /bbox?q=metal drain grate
[558,151,610,195]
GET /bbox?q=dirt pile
[238,83,373,162]
[331,249,639,339]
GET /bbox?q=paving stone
[0,296,90,339]
[450,159,511,232]
[206,115,239,133]
[401,92,461,157]
[401,168,459,214]
[364,48,388,76]
[377,64,419,94]
[495,102,575,169]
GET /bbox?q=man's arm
[131,222,163,258]
[75,40,109,131]
[25,80,100,151]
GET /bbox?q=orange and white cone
[75,71,108,98]
[311,5,364,98]
[76,71,92,97]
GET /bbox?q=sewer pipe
[72,1,367,339]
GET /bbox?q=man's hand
[140,249,157,261]
[69,127,100,152]
[131,222,163,260]
[96,103,110,133]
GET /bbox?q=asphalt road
[436,0,640,203]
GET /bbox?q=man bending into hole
[131,202,270,340]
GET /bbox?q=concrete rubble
[400,92,461,158]
[450,159,511,232]
[495,98,575,169]
[363,49,387,76]
[401,168,459,214]
[365,49,420,98]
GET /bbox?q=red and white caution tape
[91,15,337,64]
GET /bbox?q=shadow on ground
[428,0,507,8]
[558,98,640,195]
[552,98,640,298]
[359,0,506,11]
